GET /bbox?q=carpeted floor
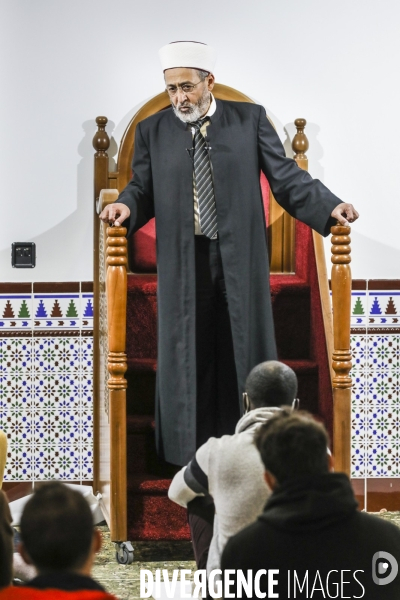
[93,514,400,599]
[93,526,195,599]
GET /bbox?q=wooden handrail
[331,225,352,475]
[93,116,111,494]
[292,119,334,381]
[106,225,128,539]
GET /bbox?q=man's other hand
[99,203,130,227]
[331,203,359,226]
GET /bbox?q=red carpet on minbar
[125,175,332,541]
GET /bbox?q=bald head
[245,361,298,409]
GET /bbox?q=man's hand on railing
[99,203,131,227]
[331,203,359,227]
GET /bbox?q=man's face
[164,68,214,122]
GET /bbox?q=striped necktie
[193,118,218,239]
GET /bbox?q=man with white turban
[100,41,359,467]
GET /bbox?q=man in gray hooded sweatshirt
[168,360,298,574]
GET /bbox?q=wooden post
[292,118,309,170]
[292,120,334,380]
[106,226,128,541]
[92,117,110,493]
[93,116,111,201]
[331,225,352,475]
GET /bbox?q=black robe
[118,100,341,465]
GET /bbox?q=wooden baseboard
[352,478,400,512]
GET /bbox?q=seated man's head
[0,490,13,589]
[244,360,298,411]
[19,482,101,574]
[255,409,332,489]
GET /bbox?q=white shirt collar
[204,93,216,118]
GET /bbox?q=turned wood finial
[292,118,309,160]
[93,116,110,156]
[106,226,128,269]
[331,225,352,389]
[331,225,351,266]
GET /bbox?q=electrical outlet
[11,242,36,268]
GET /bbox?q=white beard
[172,87,211,123]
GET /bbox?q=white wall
[1,0,399,281]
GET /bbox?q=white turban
[159,41,216,74]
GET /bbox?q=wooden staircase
[119,217,334,541]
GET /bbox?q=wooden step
[127,358,157,372]
[126,273,310,293]
[128,475,172,495]
[127,485,190,541]
[282,359,318,373]
[125,359,320,421]
[127,414,155,434]
[126,274,313,362]
[127,416,178,477]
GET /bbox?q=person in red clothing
[0,482,116,599]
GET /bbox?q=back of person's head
[255,409,330,484]
[20,482,94,572]
[245,361,297,409]
[0,490,13,588]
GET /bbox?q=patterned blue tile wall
[0,283,93,482]
[350,281,400,479]
[1,280,399,482]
